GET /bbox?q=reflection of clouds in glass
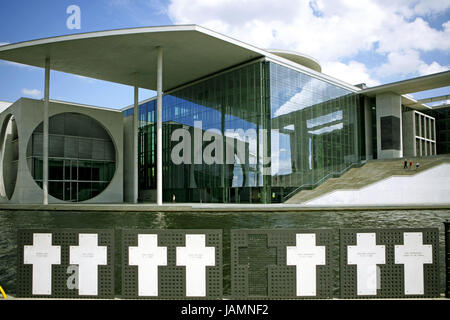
[273,157,293,175]
[232,155,243,187]
[309,137,312,170]
[271,149,293,175]
[307,111,343,128]
[308,122,343,135]
[271,64,351,119]
[248,171,256,186]
[273,78,331,117]
[283,124,295,131]
[224,129,257,164]
[273,86,313,117]
[271,130,292,175]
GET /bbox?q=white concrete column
[156,47,163,205]
[401,111,415,158]
[133,74,139,204]
[43,57,50,205]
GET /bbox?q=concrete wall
[0,98,124,204]
[3,119,17,199]
[304,163,450,206]
[0,107,19,203]
[376,93,403,159]
[402,111,415,158]
[0,114,18,201]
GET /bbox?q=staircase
[285,155,450,204]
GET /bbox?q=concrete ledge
[2,293,449,300]
[0,203,449,212]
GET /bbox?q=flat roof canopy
[0,25,271,92]
[358,71,450,111]
[360,71,450,97]
[266,49,322,73]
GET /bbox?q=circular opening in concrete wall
[0,114,19,200]
[26,112,116,202]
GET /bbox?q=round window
[26,112,116,202]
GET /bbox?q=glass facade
[133,60,364,203]
[269,63,363,201]
[426,106,450,155]
[137,62,266,203]
[27,113,116,202]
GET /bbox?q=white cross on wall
[286,233,326,296]
[129,234,167,296]
[176,234,215,297]
[69,233,107,296]
[24,233,61,295]
[347,233,386,296]
[395,232,432,295]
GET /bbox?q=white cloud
[377,50,449,77]
[0,42,9,46]
[308,122,343,135]
[274,78,347,117]
[377,51,422,76]
[323,61,380,86]
[168,0,450,85]
[406,0,450,17]
[428,99,450,107]
[370,0,450,19]
[169,0,388,62]
[274,90,310,117]
[374,17,450,54]
[418,61,449,76]
[21,88,42,98]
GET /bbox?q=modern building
[0,25,449,204]
[425,104,450,155]
[0,98,123,204]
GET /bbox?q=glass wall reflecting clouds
[134,60,364,203]
[269,63,363,201]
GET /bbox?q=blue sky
[0,0,449,109]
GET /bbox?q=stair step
[286,156,450,204]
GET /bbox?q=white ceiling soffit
[0,25,359,92]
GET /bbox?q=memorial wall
[16,227,441,299]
